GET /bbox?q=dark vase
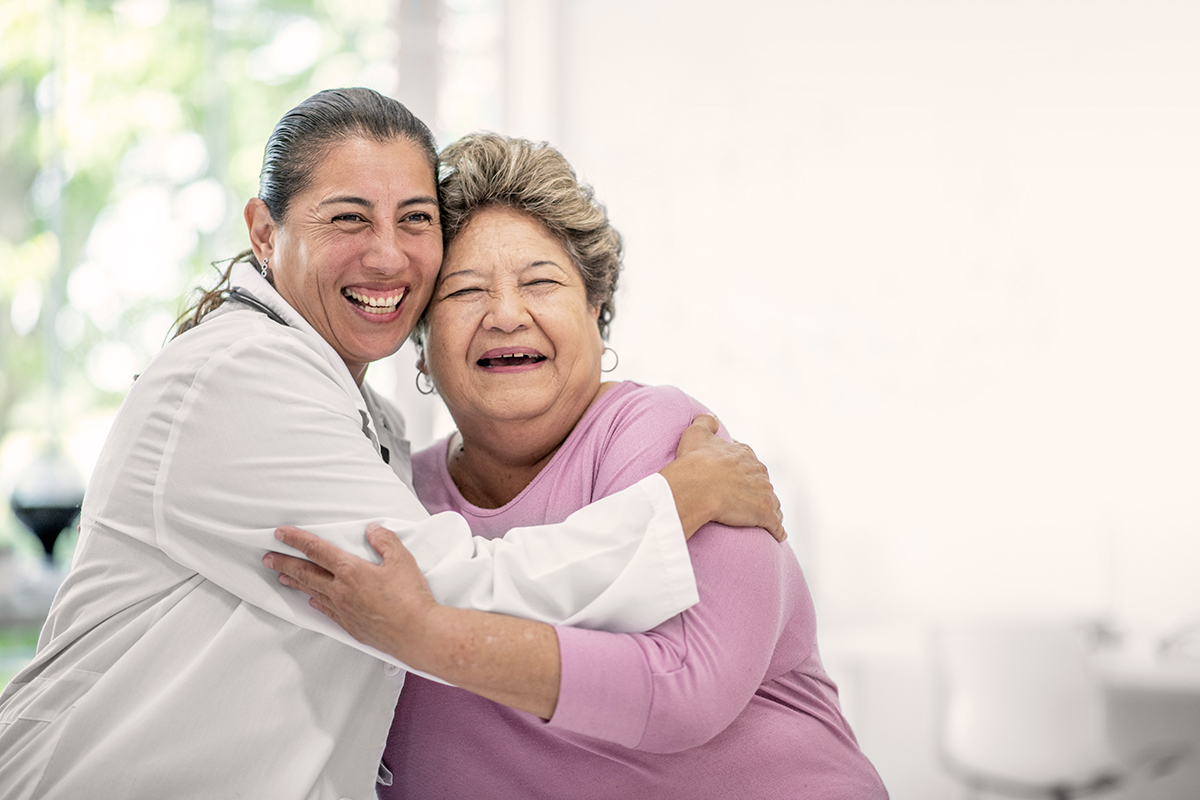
[9,450,86,564]
[10,501,82,561]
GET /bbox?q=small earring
[601,345,619,373]
[415,370,436,396]
[259,259,269,278]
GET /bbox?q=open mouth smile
[343,287,407,315]
[477,350,547,368]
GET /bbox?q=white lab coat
[0,264,698,800]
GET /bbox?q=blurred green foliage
[0,0,390,557]
[0,624,41,690]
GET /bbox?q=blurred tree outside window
[0,0,394,565]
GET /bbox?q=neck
[448,382,615,509]
[447,429,561,509]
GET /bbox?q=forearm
[418,475,696,632]
[398,607,561,719]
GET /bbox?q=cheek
[567,303,605,354]
[582,325,605,364]
[294,242,349,291]
[299,228,351,265]
[425,310,474,374]
[414,236,443,272]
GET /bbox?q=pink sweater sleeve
[547,387,805,752]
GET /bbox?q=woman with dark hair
[0,89,784,800]
[269,133,888,799]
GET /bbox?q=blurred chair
[932,622,1189,799]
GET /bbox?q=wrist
[659,454,716,539]
[384,598,448,675]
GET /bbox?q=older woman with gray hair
[270,132,889,798]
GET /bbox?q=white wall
[383,2,1200,795]
[509,0,1200,627]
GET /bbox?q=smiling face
[423,205,605,438]
[244,136,441,383]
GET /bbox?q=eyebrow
[317,195,439,210]
[438,268,479,283]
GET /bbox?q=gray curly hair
[416,132,622,343]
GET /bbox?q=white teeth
[343,288,406,311]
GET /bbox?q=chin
[482,397,556,422]
[352,339,408,367]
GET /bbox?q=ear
[244,198,275,264]
[415,352,427,374]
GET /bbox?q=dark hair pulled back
[173,88,437,337]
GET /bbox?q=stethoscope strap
[224,287,290,327]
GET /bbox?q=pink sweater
[382,382,887,799]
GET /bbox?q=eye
[333,213,367,223]
[524,278,562,289]
[443,286,482,299]
[401,210,438,227]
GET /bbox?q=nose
[363,229,408,275]
[482,288,531,333]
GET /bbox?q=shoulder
[597,388,797,578]
[580,382,723,498]
[125,309,364,452]
[411,437,456,514]
[592,382,718,440]
[154,310,349,398]
[156,309,305,372]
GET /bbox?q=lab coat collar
[228,261,307,331]
[227,262,383,453]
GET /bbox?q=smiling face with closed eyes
[421,204,605,442]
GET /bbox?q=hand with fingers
[262,523,436,663]
[263,523,564,718]
[659,414,786,542]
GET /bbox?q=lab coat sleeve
[153,328,698,667]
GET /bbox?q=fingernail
[274,528,285,540]
[262,554,273,568]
